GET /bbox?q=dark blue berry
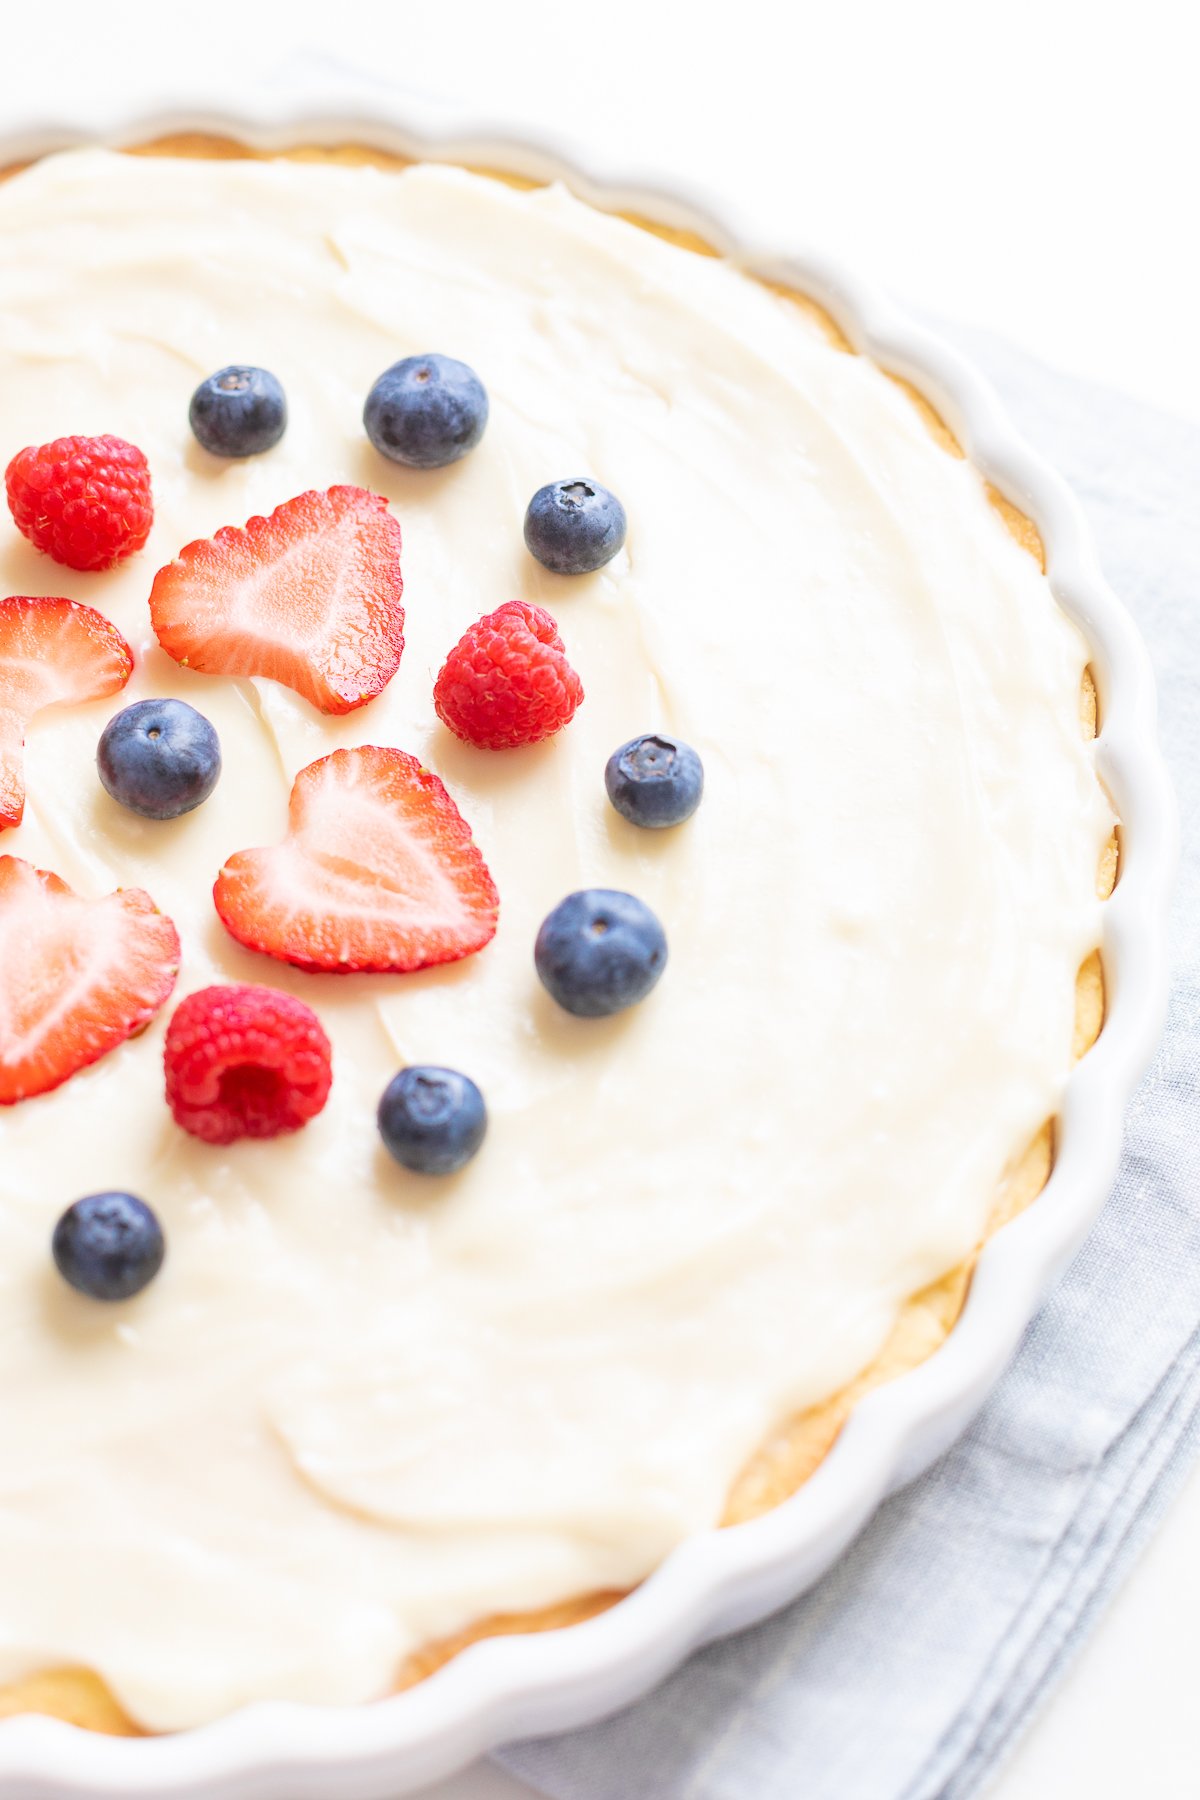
[97,698,221,820]
[534,889,667,1018]
[364,355,488,469]
[605,733,704,829]
[52,1192,165,1301]
[189,365,287,457]
[524,479,627,575]
[378,1066,488,1174]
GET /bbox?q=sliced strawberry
[0,857,180,1105]
[0,596,134,830]
[214,745,499,973]
[148,486,404,715]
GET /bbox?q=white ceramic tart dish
[0,103,1175,1800]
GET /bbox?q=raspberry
[163,984,333,1145]
[6,434,154,571]
[433,600,583,750]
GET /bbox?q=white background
[2,2,1197,1795]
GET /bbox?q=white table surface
[2,2,1195,1794]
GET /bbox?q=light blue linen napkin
[498,336,1199,1800]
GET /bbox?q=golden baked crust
[0,137,1116,1733]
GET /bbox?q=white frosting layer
[0,150,1111,1729]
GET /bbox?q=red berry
[150,486,404,715]
[214,745,499,975]
[0,596,134,830]
[5,435,154,571]
[164,983,333,1146]
[0,856,179,1106]
[434,600,583,750]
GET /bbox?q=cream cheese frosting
[0,148,1112,1729]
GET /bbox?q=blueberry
[605,733,704,829]
[364,354,488,469]
[378,1066,488,1175]
[98,698,221,820]
[524,479,627,575]
[534,889,667,1018]
[189,365,287,457]
[52,1192,165,1301]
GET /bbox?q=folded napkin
[499,336,1200,1800]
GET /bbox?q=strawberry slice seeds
[0,856,180,1105]
[0,596,134,830]
[214,745,499,974]
[148,485,404,715]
